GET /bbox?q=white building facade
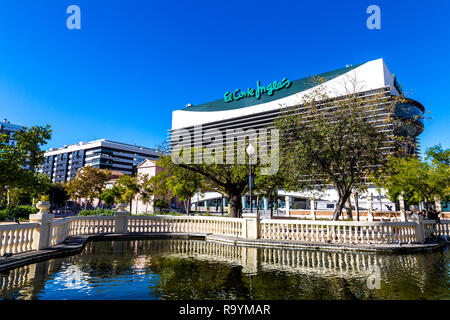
[168,58,425,214]
[40,139,161,183]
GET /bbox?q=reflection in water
[0,239,448,300]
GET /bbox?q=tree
[138,173,156,213]
[65,166,112,209]
[49,183,70,207]
[115,175,140,213]
[100,187,118,208]
[373,145,450,209]
[174,150,248,218]
[275,77,402,220]
[156,155,204,214]
[0,125,52,206]
[7,174,51,207]
[254,171,288,218]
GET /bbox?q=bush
[0,206,38,221]
[78,208,115,216]
[153,199,169,211]
[139,211,185,216]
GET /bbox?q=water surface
[0,239,448,300]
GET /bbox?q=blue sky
[0,0,449,156]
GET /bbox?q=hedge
[78,208,116,216]
[0,206,38,221]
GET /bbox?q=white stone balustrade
[422,219,449,239]
[0,223,40,255]
[259,219,420,244]
[69,216,116,235]
[0,210,447,256]
[127,215,244,237]
[50,218,72,246]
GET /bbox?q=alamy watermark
[66,5,81,30]
[366,5,381,30]
[171,126,280,175]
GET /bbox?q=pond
[0,239,448,300]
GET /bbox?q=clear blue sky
[0,0,449,156]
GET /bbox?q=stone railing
[0,223,40,256]
[50,218,72,246]
[435,220,450,237]
[423,219,450,238]
[259,219,419,244]
[69,216,116,236]
[128,215,244,237]
[0,204,448,258]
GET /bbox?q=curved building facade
[168,58,425,213]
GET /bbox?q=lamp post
[246,144,256,214]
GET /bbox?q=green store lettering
[224,77,292,103]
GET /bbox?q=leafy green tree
[156,155,204,214]
[65,166,112,209]
[149,168,171,207]
[0,125,52,206]
[115,175,140,213]
[254,171,289,218]
[425,144,450,166]
[153,198,169,212]
[275,78,403,220]
[137,173,155,213]
[175,147,262,218]
[8,173,51,207]
[100,187,118,207]
[373,145,450,209]
[49,183,69,207]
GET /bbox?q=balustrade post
[310,198,316,220]
[115,203,129,233]
[245,218,259,239]
[241,218,247,238]
[29,201,54,250]
[412,215,425,243]
[285,196,290,217]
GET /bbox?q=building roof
[171,58,411,129]
[136,158,158,169]
[45,139,159,156]
[181,63,363,113]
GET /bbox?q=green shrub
[78,208,115,216]
[153,199,169,211]
[0,206,38,221]
[153,211,184,216]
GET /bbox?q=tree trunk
[229,194,242,218]
[332,191,351,221]
[135,196,138,215]
[256,195,259,215]
[346,198,353,220]
[424,196,429,212]
[0,186,6,206]
[269,194,274,219]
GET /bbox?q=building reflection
[0,239,446,299]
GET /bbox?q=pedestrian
[434,209,441,224]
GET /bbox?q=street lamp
[246,143,256,214]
